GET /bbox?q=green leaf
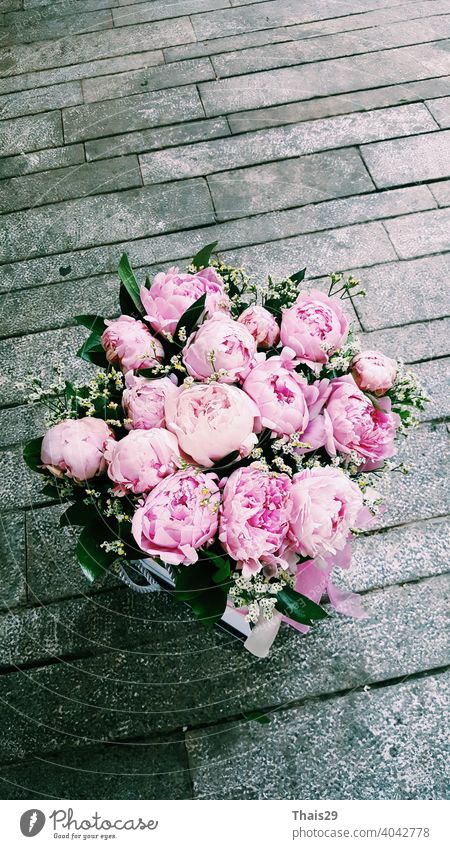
[76,331,108,367]
[118,252,143,315]
[23,437,44,474]
[174,559,228,627]
[74,314,106,334]
[41,481,60,497]
[275,585,329,626]
[191,241,218,270]
[209,450,240,473]
[289,267,306,284]
[173,292,206,344]
[60,501,95,528]
[242,710,271,725]
[135,368,164,379]
[76,524,117,583]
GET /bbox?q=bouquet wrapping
[24,242,427,656]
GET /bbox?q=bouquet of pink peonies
[24,243,428,655]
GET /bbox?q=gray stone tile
[338,516,450,594]
[0,185,433,294]
[0,573,448,759]
[213,15,450,79]
[0,111,62,157]
[0,446,51,511]
[198,41,450,116]
[413,357,450,421]
[361,129,450,187]
[0,1,22,11]
[82,56,214,103]
[0,734,192,799]
[112,0,228,27]
[0,155,142,214]
[186,671,450,799]
[0,512,26,611]
[371,423,449,529]
[0,404,46,450]
[352,253,450,330]
[25,504,119,605]
[63,84,204,142]
[0,273,119,337]
[0,326,90,408]
[229,76,450,134]
[0,80,82,120]
[0,17,194,76]
[429,179,450,207]
[22,0,118,12]
[361,316,450,364]
[0,178,214,263]
[193,0,422,39]
[221,220,397,280]
[426,95,450,127]
[0,144,85,179]
[384,207,450,258]
[0,48,164,94]
[85,116,229,161]
[166,0,450,62]
[140,103,436,183]
[2,8,113,47]
[208,148,374,221]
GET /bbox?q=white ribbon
[244,611,282,658]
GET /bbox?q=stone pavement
[0,0,449,800]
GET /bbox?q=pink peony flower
[183,314,257,383]
[280,289,349,366]
[288,466,366,560]
[321,375,399,464]
[131,470,220,565]
[101,315,163,373]
[352,349,397,395]
[40,417,113,482]
[219,467,292,577]
[237,305,280,348]
[140,266,230,336]
[105,428,180,495]
[242,347,310,435]
[122,372,178,430]
[165,382,258,468]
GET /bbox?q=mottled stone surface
[228,76,450,134]
[425,96,450,128]
[63,85,204,142]
[0,145,85,180]
[361,130,450,187]
[0,111,62,157]
[0,574,448,762]
[82,56,214,103]
[1,18,194,76]
[199,42,450,116]
[139,104,436,183]
[0,734,193,799]
[212,15,450,79]
[0,512,26,610]
[186,672,450,799]
[208,149,375,220]
[384,207,450,258]
[0,155,142,214]
[25,503,119,604]
[0,178,214,262]
[430,179,450,207]
[85,116,229,161]
[352,254,450,330]
[1,0,449,800]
